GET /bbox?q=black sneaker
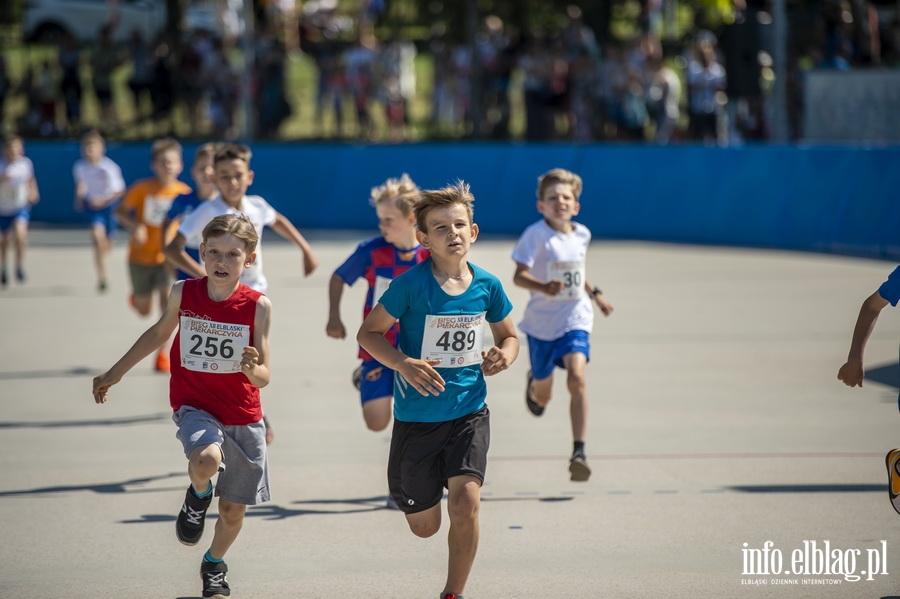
[15,266,25,283]
[176,485,212,546]
[352,365,363,390]
[525,371,544,416]
[1,269,6,287]
[569,453,592,482]
[201,560,230,598]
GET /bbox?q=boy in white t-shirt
[73,129,126,292]
[166,143,318,443]
[511,168,614,481]
[0,135,40,287]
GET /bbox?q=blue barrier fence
[23,141,900,260]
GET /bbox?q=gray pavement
[2,228,900,598]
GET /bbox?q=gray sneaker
[569,454,592,482]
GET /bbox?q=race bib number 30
[547,261,586,301]
[421,312,486,368]
[180,316,250,373]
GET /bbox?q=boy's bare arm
[93,282,183,403]
[243,295,273,388]
[513,262,564,296]
[357,304,444,396]
[583,279,614,316]
[326,273,347,339]
[838,291,890,388]
[482,316,519,376]
[271,212,319,276]
[164,232,205,278]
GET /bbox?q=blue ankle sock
[191,482,213,499]
[203,550,223,563]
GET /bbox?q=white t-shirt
[0,157,35,216]
[72,157,125,207]
[511,219,594,341]
[178,195,277,292]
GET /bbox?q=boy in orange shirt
[115,138,191,372]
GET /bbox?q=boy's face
[151,149,184,184]
[200,233,255,285]
[537,182,580,225]
[375,202,415,245]
[2,139,23,162]
[416,204,478,259]
[214,159,254,205]
[191,155,216,190]
[81,138,104,163]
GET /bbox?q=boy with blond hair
[94,213,273,599]
[0,134,40,287]
[73,129,125,292]
[114,137,191,372]
[327,173,429,433]
[512,168,614,482]
[358,181,519,599]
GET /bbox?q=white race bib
[179,316,250,373]
[547,260,585,301]
[421,312,486,368]
[0,182,26,209]
[143,195,173,226]
[373,275,391,305]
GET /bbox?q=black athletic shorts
[388,406,490,514]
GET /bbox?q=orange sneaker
[155,351,170,373]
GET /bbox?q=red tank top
[169,278,264,425]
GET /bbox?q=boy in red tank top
[93,214,273,599]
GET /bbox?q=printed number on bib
[179,316,250,373]
[547,261,585,300]
[143,195,173,227]
[421,312,486,368]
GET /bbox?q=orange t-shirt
[120,178,192,266]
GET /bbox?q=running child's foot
[176,485,212,546]
[525,371,544,416]
[352,364,363,390]
[200,560,230,598]
[15,266,25,283]
[886,449,900,515]
[440,593,464,599]
[569,452,592,482]
[1,268,7,287]
[155,350,170,373]
[98,280,107,293]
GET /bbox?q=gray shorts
[173,406,270,505]
[128,262,172,296]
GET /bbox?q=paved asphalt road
[1,227,899,598]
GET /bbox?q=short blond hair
[414,180,474,233]
[202,214,258,254]
[194,142,221,165]
[369,173,420,216]
[536,168,583,201]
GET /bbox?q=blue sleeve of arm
[878,266,900,307]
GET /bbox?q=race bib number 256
[179,316,250,373]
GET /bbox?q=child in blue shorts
[511,168,614,482]
[838,266,900,516]
[0,134,40,287]
[73,129,126,292]
[327,173,429,432]
[358,181,519,599]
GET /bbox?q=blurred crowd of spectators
[1,0,897,143]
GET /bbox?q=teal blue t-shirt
[378,258,513,423]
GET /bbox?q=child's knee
[217,500,246,525]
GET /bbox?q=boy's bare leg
[208,499,247,559]
[90,223,110,285]
[188,444,222,492]
[563,352,589,442]
[12,220,27,269]
[444,475,481,596]
[530,374,554,408]
[362,396,392,432]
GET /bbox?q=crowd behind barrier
[2,0,899,143]
[21,140,900,261]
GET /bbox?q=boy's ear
[244,252,257,267]
[199,242,206,261]
[470,223,479,243]
[416,229,429,247]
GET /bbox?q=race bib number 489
[421,312,486,368]
[179,316,250,373]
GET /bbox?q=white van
[23,0,221,44]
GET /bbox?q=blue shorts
[84,204,117,234]
[527,330,591,380]
[360,358,394,404]
[0,208,30,232]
